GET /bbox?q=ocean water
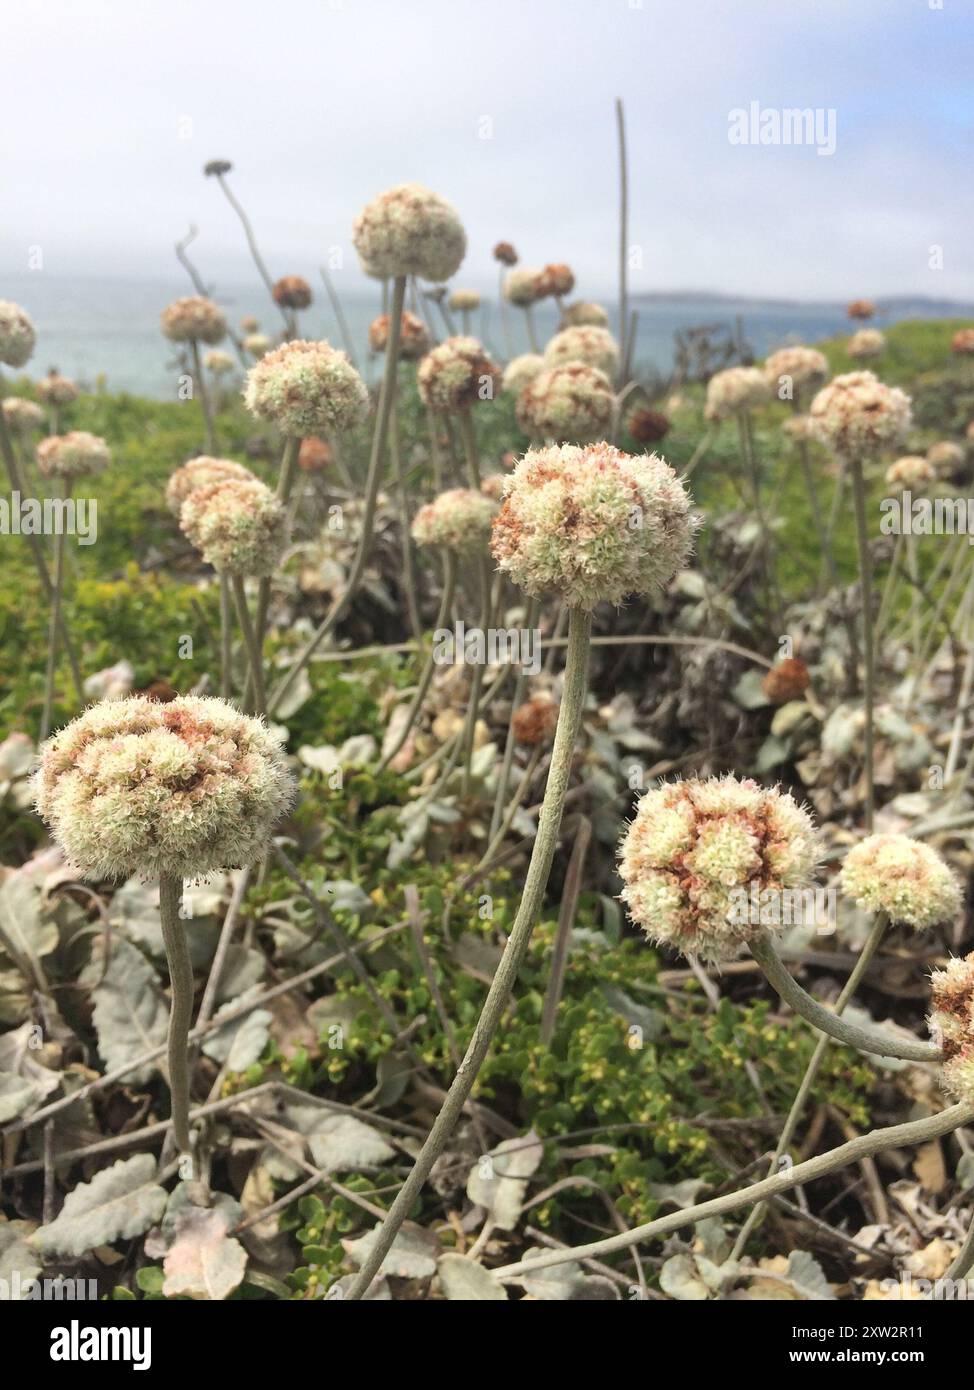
[3,273,971,400]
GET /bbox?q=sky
[2,0,973,303]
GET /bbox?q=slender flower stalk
[190,340,217,453]
[615,97,629,385]
[377,551,457,773]
[40,477,71,743]
[158,874,193,1152]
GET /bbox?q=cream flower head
[618,775,821,963]
[33,695,294,881]
[885,455,935,490]
[764,346,829,395]
[809,371,912,457]
[244,332,272,358]
[537,264,575,299]
[416,337,501,412]
[491,441,698,609]
[2,397,45,435]
[847,328,886,359]
[180,478,287,576]
[203,349,236,377]
[36,371,80,406]
[543,325,620,378]
[160,296,227,345]
[36,432,111,480]
[840,833,961,930]
[504,269,543,307]
[411,487,496,551]
[704,366,772,421]
[515,364,615,443]
[928,954,974,1104]
[502,353,545,395]
[927,440,965,475]
[448,289,481,312]
[561,301,609,328]
[0,301,36,368]
[165,456,256,517]
[368,311,430,361]
[353,183,466,282]
[244,339,368,436]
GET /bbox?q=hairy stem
[377,551,457,773]
[232,575,266,715]
[849,455,875,829]
[41,478,71,742]
[159,874,193,1155]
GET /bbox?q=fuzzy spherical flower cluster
[502,353,545,395]
[504,268,543,307]
[448,289,481,312]
[562,301,609,328]
[704,366,772,422]
[491,442,698,609]
[627,408,670,444]
[927,440,965,475]
[160,296,227,345]
[417,336,501,413]
[352,183,466,283]
[2,397,44,435]
[537,264,575,298]
[180,478,287,576]
[0,301,36,368]
[37,371,80,406]
[36,431,111,480]
[618,775,821,963]
[544,325,620,378]
[244,332,272,358]
[493,241,518,266]
[809,371,912,457]
[165,455,256,517]
[951,329,974,356]
[411,487,496,552]
[847,328,886,359]
[368,311,430,361]
[272,276,312,310]
[886,455,936,490]
[480,473,506,501]
[298,437,332,472]
[848,299,876,320]
[204,350,236,377]
[840,834,961,930]
[928,954,974,1104]
[244,339,368,436]
[764,346,829,393]
[515,364,615,443]
[33,695,294,881]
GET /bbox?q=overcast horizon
[3,0,974,304]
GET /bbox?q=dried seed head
[537,263,575,299]
[493,241,518,266]
[847,299,876,320]
[951,328,974,356]
[511,694,559,747]
[272,275,312,310]
[626,408,671,444]
[762,657,811,704]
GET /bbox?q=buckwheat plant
[348,440,698,1298]
[33,695,294,1155]
[515,364,615,444]
[161,295,228,453]
[543,324,620,378]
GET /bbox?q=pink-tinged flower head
[0,301,36,368]
[160,296,227,346]
[544,325,620,378]
[33,695,294,881]
[417,336,501,412]
[2,397,45,435]
[272,275,312,310]
[491,441,698,609]
[165,456,256,517]
[705,366,772,421]
[516,364,615,443]
[928,953,974,1105]
[847,328,886,359]
[180,477,287,576]
[618,775,821,963]
[244,332,272,358]
[36,432,111,480]
[353,183,466,282]
[886,455,935,491]
[951,328,974,356]
[411,487,496,551]
[764,346,828,394]
[37,371,80,406]
[502,353,545,395]
[840,833,961,931]
[927,440,965,476]
[537,263,575,299]
[809,371,912,457]
[243,339,368,436]
[368,311,430,361]
[504,268,544,307]
[562,301,609,328]
[203,349,236,377]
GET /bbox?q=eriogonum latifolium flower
[502,353,545,395]
[618,775,821,963]
[515,364,615,443]
[544,325,620,378]
[203,349,236,377]
[927,440,964,475]
[705,366,772,421]
[411,488,496,551]
[417,337,501,412]
[504,268,543,306]
[951,328,974,356]
[0,301,36,368]
[165,456,256,517]
[33,695,294,881]
[272,275,312,310]
[298,437,332,472]
[537,263,575,299]
[839,833,961,931]
[353,183,466,283]
[848,299,876,320]
[180,477,287,576]
[36,432,111,480]
[244,339,368,436]
[448,289,481,312]
[244,332,272,358]
[763,346,828,394]
[809,371,912,457]
[562,301,609,328]
[160,296,227,345]
[480,473,506,501]
[368,311,430,360]
[36,371,80,406]
[2,397,44,435]
[847,328,886,359]
[928,954,974,1104]
[627,408,670,444]
[491,442,698,609]
[886,455,935,490]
